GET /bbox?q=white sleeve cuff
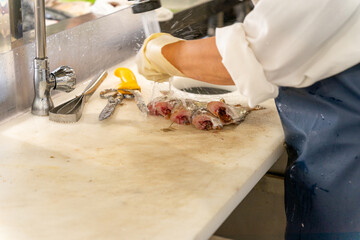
[215,23,278,107]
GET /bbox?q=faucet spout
[31,0,76,116]
[34,0,47,59]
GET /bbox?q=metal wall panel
[0,0,11,52]
[0,7,151,123]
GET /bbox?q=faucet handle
[51,66,76,92]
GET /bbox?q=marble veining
[0,60,284,240]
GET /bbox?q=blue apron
[275,63,360,240]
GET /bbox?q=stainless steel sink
[179,87,233,95]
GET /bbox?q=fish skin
[146,97,258,130]
[207,101,249,125]
[191,108,223,130]
[170,108,192,125]
[231,106,250,124]
[207,101,234,123]
[147,96,179,118]
[169,99,200,125]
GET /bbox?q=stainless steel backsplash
[0,7,150,123]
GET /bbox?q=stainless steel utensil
[126,89,149,114]
[98,89,125,121]
[49,71,108,123]
[98,88,148,121]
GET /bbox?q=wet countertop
[0,59,284,240]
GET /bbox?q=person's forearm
[161,37,235,85]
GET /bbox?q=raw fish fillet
[191,108,223,130]
[207,101,249,125]
[169,99,201,125]
[170,107,192,125]
[147,96,260,130]
[147,96,179,119]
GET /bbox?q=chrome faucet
[31,0,76,116]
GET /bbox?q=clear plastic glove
[136,33,185,83]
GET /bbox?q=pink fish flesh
[170,107,192,125]
[169,99,200,125]
[207,101,249,124]
[147,96,179,119]
[191,108,223,130]
[147,97,257,130]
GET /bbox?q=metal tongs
[49,71,108,123]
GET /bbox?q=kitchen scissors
[98,88,134,121]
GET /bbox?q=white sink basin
[170,76,246,104]
[171,76,237,94]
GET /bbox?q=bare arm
[161,37,235,85]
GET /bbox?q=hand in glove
[136,33,185,83]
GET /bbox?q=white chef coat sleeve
[216,0,360,107]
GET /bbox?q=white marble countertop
[0,59,284,240]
